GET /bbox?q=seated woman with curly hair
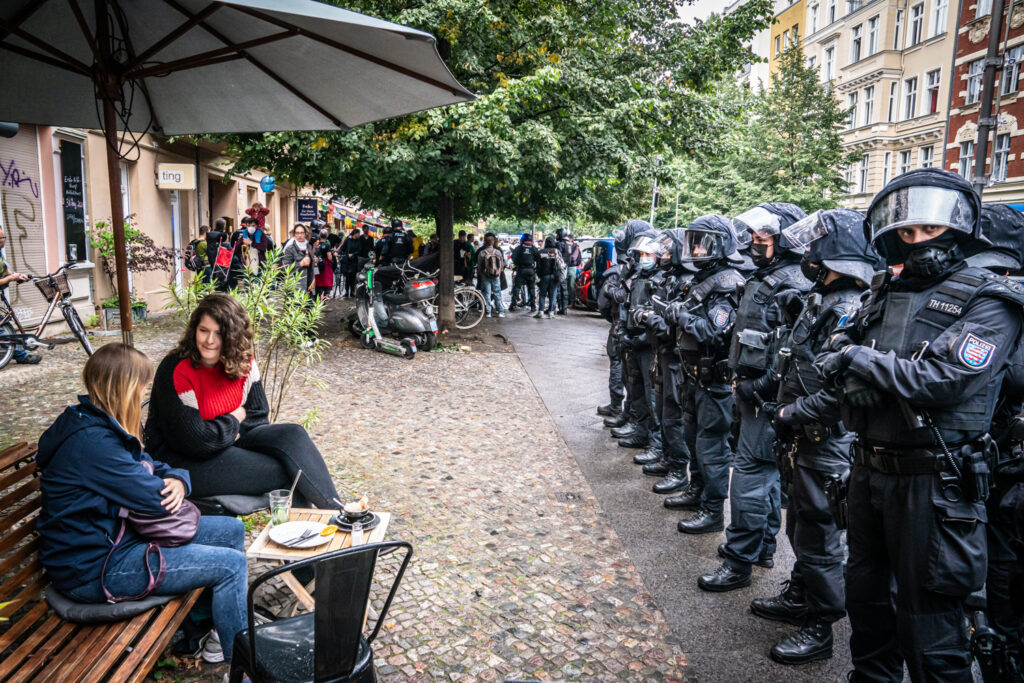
[144,293,341,508]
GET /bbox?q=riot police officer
[816,168,1024,681]
[661,215,747,533]
[701,203,810,589]
[510,234,540,312]
[752,209,882,664]
[635,230,695,491]
[379,219,413,265]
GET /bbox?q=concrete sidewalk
[498,307,852,682]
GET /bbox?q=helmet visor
[733,206,783,238]
[867,187,976,241]
[629,235,663,255]
[781,210,829,253]
[676,229,720,261]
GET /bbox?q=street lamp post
[649,154,663,225]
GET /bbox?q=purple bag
[101,460,200,603]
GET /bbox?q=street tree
[216,0,773,329]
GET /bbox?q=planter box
[103,305,148,329]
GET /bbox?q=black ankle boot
[750,580,807,626]
[770,621,833,665]
[604,412,630,428]
[641,458,670,477]
[677,508,724,535]
[697,562,750,592]
[610,423,638,438]
[632,449,661,465]
[597,404,619,417]
[652,471,688,494]
[664,483,702,510]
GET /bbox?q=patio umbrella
[0,0,474,343]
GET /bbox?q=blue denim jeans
[480,276,503,315]
[67,516,248,661]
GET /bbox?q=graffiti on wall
[0,159,40,199]
[1,157,40,310]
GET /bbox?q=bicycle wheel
[62,304,94,356]
[0,322,16,370]
[454,287,485,330]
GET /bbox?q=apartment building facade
[771,1,809,76]
[946,1,1024,204]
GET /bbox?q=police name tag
[958,333,996,369]
[926,298,963,316]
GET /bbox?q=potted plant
[100,294,150,327]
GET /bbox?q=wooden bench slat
[0,519,36,557]
[0,498,40,539]
[0,560,44,604]
[78,607,157,683]
[32,620,122,683]
[0,570,46,616]
[7,621,78,683]
[0,442,33,470]
[0,537,39,578]
[116,590,204,683]
[0,601,54,676]
[0,477,40,516]
[0,462,37,495]
[58,620,136,683]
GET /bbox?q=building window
[851,24,863,62]
[903,76,918,120]
[858,154,870,193]
[994,134,1011,182]
[977,0,994,19]
[894,10,904,49]
[899,150,912,175]
[967,59,984,105]
[828,0,837,24]
[867,15,879,55]
[848,0,863,13]
[1003,45,1024,94]
[775,35,781,56]
[808,55,817,71]
[888,81,898,121]
[926,68,941,114]
[844,163,854,189]
[783,30,790,51]
[811,4,819,33]
[863,85,875,125]
[792,25,799,46]
[920,146,934,168]
[932,0,947,37]
[882,151,892,186]
[848,92,859,129]
[959,141,975,179]
[910,4,924,45]
[824,46,835,81]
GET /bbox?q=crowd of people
[596,168,1024,680]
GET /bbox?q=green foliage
[100,295,147,309]
[240,510,270,532]
[85,313,99,328]
[660,44,862,224]
[163,274,217,320]
[91,216,177,295]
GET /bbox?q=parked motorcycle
[347,262,438,358]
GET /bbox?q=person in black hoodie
[340,228,363,297]
[36,343,248,663]
[535,236,562,318]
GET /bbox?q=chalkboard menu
[60,140,86,263]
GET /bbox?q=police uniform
[511,240,539,311]
[620,264,664,454]
[598,263,627,415]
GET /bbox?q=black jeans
[172,423,341,509]
[344,271,357,296]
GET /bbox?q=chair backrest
[246,541,412,682]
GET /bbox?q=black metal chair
[229,541,413,683]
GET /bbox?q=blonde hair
[82,344,153,441]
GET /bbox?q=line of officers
[596,168,1024,681]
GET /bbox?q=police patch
[713,309,729,327]
[957,333,996,369]
[926,298,964,316]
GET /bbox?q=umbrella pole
[101,97,134,346]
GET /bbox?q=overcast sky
[675,0,723,24]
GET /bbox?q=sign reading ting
[157,163,196,190]
[60,140,86,263]
[297,198,319,222]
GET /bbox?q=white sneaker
[497,313,505,318]
[200,629,224,663]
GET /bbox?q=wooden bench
[0,442,202,683]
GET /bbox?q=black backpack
[184,239,204,272]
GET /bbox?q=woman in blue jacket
[36,343,248,663]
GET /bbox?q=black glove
[736,379,756,403]
[760,401,781,420]
[814,348,854,383]
[644,312,665,329]
[844,375,882,408]
[663,302,682,326]
[775,290,805,322]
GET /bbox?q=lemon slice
[320,525,338,537]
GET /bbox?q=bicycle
[0,263,94,369]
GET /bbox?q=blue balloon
[259,175,276,192]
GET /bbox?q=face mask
[639,256,656,270]
[749,242,774,267]
[247,226,255,235]
[800,259,822,283]
[898,232,961,279]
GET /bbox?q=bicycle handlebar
[23,262,73,281]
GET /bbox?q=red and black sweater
[144,352,269,463]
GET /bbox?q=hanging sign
[297,198,319,222]
[157,163,195,190]
[60,140,86,262]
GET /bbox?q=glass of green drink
[269,489,291,526]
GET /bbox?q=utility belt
[854,438,995,504]
[853,444,948,475]
[681,354,730,387]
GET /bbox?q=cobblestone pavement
[2,298,694,682]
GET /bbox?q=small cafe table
[246,507,391,614]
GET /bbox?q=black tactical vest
[728,262,810,376]
[675,267,747,356]
[779,288,862,404]
[626,271,656,335]
[848,266,1024,446]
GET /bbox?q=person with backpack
[183,225,208,281]
[511,233,540,312]
[476,234,506,318]
[206,218,240,291]
[535,236,564,319]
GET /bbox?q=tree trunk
[435,192,455,331]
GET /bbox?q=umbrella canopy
[0,0,474,133]
[0,0,473,344]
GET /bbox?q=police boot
[769,620,833,665]
[664,483,702,510]
[652,471,688,494]
[610,423,638,438]
[718,543,773,569]
[697,562,751,592]
[677,508,724,535]
[604,412,630,428]
[750,580,807,626]
[596,404,619,417]
[617,434,648,449]
[632,449,661,465]
[641,458,670,477]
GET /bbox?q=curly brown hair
[174,293,254,379]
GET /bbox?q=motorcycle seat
[383,291,409,306]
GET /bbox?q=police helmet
[555,227,567,241]
[732,202,807,244]
[787,209,882,284]
[613,219,657,255]
[865,167,986,264]
[968,203,1024,271]
[658,215,743,270]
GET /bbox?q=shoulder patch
[958,333,996,369]
[713,308,730,327]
